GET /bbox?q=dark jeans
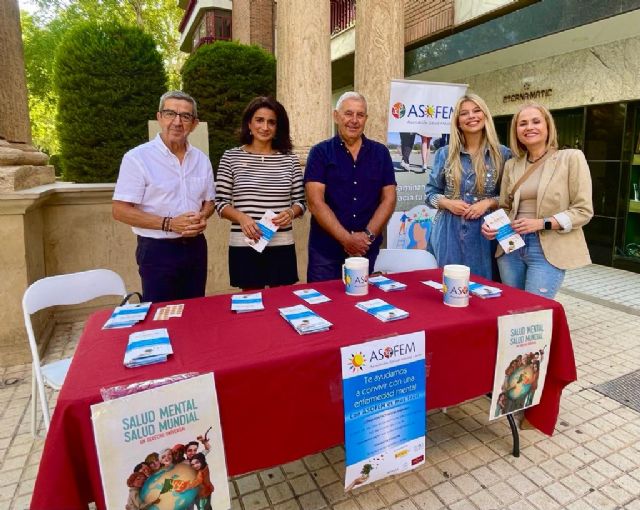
[307,243,379,283]
[136,235,207,302]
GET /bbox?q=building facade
[178,0,640,273]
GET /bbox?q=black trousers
[136,235,207,302]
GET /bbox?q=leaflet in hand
[369,275,407,292]
[293,288,331,304]
[484,208,524,253]
[123,328,173,368]
[245,210,279,253]
[102,302,151,329]
[279,304,332,334]
[356,298,409,322]
[468,281,502,299]
[231,292,264,313]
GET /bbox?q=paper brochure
[341,332,426,491]
[91,373,231,510]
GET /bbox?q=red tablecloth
[31,269,576,509]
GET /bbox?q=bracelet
[287,207,295,220]
[162,216,173,232]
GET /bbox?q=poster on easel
[91,373,231,510]
[341,331,426,491]
[386,204,437,250]
[489,310,553,420]
[387,79,467,212]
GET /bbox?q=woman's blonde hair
[446,93,504,196]
[509,102,558,158]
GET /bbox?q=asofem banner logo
[390,102,453,120]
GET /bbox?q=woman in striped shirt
[215,97,305,289]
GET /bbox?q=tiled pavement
[1,264,640,510]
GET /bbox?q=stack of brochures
[468,281,502,299]
[293,288,331,304]
[123,328,173,368]
[231,292,265,313]
[102,302,151,329]
[369,275,407,292]
[356,298,409,322]
[279,304,333,334]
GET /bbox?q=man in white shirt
[113,91,215,302]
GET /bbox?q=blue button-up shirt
[304,134,396,259]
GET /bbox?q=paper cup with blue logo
[342,257,369,296]
[442,264,470,307]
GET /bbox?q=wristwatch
[543,218,553,230]
[364,228,376,242]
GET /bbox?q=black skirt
[229,244,299,289]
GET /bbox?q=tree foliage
[20,0,184,155]
[54,21,166,182]
[182,41,276,171]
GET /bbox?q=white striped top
[214,147,306,247]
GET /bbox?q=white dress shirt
[113,134,215,239]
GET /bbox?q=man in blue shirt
[305,91,397,282]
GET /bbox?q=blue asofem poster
[341,331,426,491]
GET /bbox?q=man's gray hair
[335,91,367,113]
[158,90,198,119]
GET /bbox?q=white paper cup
[442,264,470,307]
[342,257,369,296]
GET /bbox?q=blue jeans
[497,233,565,298]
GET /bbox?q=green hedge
[53,22,166,183]
[181,41,276,171]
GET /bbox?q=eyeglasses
[160,109,195,123]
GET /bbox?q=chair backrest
[23,269,127,315]
[374,248,438,273]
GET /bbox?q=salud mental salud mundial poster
[489,310,553,420]
[341,331,426,491]
[91,373,231,510]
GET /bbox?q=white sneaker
[400,161,411,171]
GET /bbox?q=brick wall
[404,0,454,46]
[250,0,275,53]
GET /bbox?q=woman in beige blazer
[482,102,593,298]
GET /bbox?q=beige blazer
[497,149,594,270]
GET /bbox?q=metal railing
[330,0,356,35]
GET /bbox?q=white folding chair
[22,269,131,436]
[374,248,438,273]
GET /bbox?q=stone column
[276,0,331,164]
[232,0,251,45]
[0,0,54,191]
[0,0,32,145]
[354,0,404,143]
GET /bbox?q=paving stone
[333,500,360,510]
[236,473,262,495]
[289,474,317,496]
[397,473,427,495]
[260,467,286,487]
[310,465,339,487]
[266,482,294,504]
[468,489,501,509]
[432,481,464,506]
[353,489,386,510]
[411,489,444,510]
[242,490,271,510]
[297,490,327,510]
[389,499,419,510]
[451,473,482,496]
[274,500,301,510]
